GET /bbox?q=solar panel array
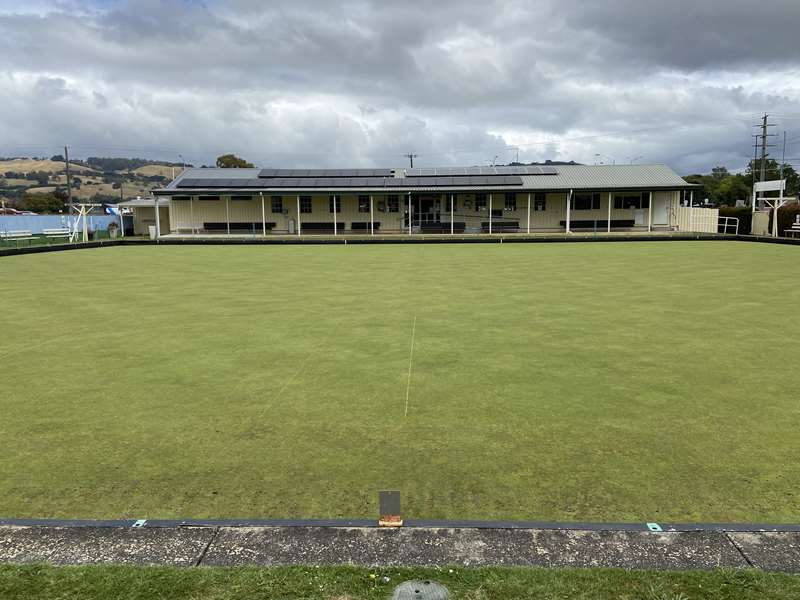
[405,166,557,176]
[258,168,394,178]
[177,175,523,189]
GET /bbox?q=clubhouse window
[387,195,399,212]
[614,192,651,210]
[534,192,546,211]
[271,196,283,213]
[572,192,601,210]
[328,196,341,213]
[198,195,220,201]
[504,193,517,211]
[475,193,487,211]
[172,196,190,201]
[300,196,312,213]
[358,195,370,213]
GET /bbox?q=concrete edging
[1,524,799,571]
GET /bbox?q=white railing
[718,216,739,235]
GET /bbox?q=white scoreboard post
[752,179,786,236]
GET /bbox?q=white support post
[565,190,572,233]
[450,193,454,235]
[489,193,493,234]
[333,195,338,236]
[260,192,266,237]
[118,209,125,238]
[296,195,301,236]
[226,196,230,236]
[648,192,653,232]
[607,192,612,233]
[154,201,161,239]
[527,193,531,234]
[82,206,89,242]
[370,195,374,236]
[774,184,785,237]
[689,190,694,231]
[408,192,412,235]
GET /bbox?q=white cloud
[0,0,799,172]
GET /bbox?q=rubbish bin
[148,226,156,240]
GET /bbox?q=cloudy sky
[1,0,799,174]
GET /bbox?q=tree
[746,158,798,197]
[215,154,254,168]
[17,193,65,213]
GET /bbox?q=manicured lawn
[0,242,798,521]
[2,564,799,600]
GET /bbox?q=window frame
[475,193,487,212]
[358,195,370,213]
[504,192,517,211]
[328,195,341,213]
[300,196,313,214]
[271,196,283,214]
[572,192,601,211]
[387,195,399,213]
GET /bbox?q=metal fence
[0,214,119,235]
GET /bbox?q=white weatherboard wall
[675,206,718,233]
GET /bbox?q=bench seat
[481,221,519,233]
[350,221,381,231]
[203,222,276,232]
[299,222,345,233]
[421,222,466,233]
[560,219,636,229]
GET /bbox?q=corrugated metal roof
[159,164,695,194]
[519,164,694,190]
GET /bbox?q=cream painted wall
[165,190,683,234]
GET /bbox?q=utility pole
[752,113,776,209]
[759,113,769,185]
[404,153,418,169]
[64,145,73,209]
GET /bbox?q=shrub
[767,204,800,236]
[718,206,751,235]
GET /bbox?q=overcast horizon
[1,0,799,175]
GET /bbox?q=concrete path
[1,526,799,571]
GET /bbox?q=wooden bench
[421,222,466,233]
[203,222,276,233]
[299,222,345,233]
[481,221,519,233]
[42,228,72,241]
[350,221,381,232]
[785,224,800,238]
[0,230,34,245]
[560,219,636,229]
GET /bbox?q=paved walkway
[1,526,799,571]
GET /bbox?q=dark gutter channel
[2,517,799,532]
[3,235,800,256]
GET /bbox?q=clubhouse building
[135,164,711,237]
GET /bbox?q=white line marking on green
[404,314,417,418]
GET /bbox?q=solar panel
[176,173,524,189]
[257,168,393,179]
[403,165,558,177]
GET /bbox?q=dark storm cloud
[0,0,798,172]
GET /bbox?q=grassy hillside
[0,158,94,174]
[0,158,175,207]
